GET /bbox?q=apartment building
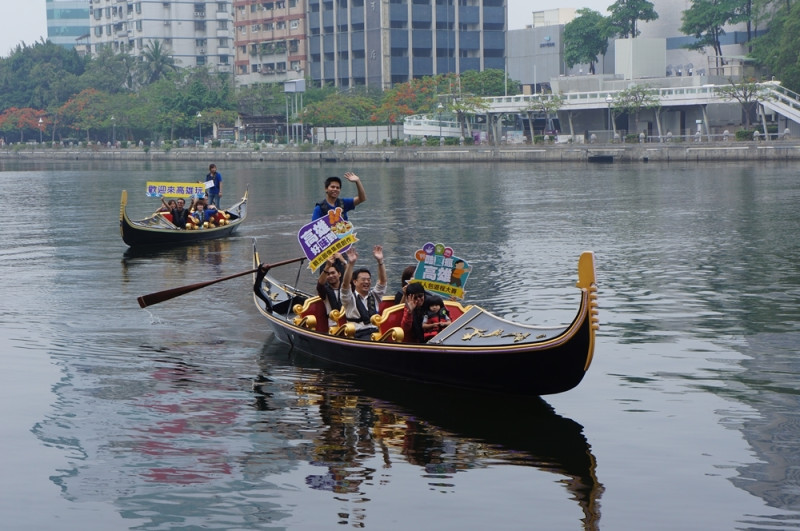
[233,0,307,86]
[88,0,234,71]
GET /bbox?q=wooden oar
[137,256,306,308]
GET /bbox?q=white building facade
[88,0,234,71]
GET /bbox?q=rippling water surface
[1,159,799,530]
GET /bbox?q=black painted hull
[252,246,599,396]
[119,189,247,248]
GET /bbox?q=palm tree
[140,40,177,85]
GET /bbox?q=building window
[217,2,227,12]
[218,20,228,30]
[290,19,299,29]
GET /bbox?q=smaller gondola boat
[252,243,599,396]
[119,189,247,247]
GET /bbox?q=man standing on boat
[206,163,222,208]
[311,172,366,221]
[340,245,387,340]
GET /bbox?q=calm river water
[1,158,799,530]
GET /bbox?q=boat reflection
[255,339,604,529]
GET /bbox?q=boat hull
[119,189,247,248]
[253,246,599,396]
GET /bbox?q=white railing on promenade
[481,82,800,118]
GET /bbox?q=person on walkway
[311,172,366,221]
[206,163,223,208]
[340,245,387,340]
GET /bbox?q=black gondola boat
[119,189,247,247]
[252,243,599,396]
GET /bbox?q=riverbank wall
[3,141,800,164]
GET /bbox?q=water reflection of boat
[254,342,604,528]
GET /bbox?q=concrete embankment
[3,141,800,164]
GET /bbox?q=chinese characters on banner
[412,242,470,299]
[145,181,207,198]
[297,207,358,270]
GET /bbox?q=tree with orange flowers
[0,107,44,143]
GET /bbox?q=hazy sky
[0,0,612,58]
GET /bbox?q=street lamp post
[605,94,613,141]
[111,115,115,145]
[38,117,43,144]
[437,103,444,141]
[197,112,202,144]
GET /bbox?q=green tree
[459,69,517,96]
[0,107,43,143]
[564,9,611,74]
[449,95,489,140]
[715,78,772,129]
[58,88,110,142]
[139,40,177,85]
[680,0,739,64]
[749,2,800,92]
[610,84,662,137]
[524,94,566,138]
[0,40,86,110]
[303,94,352,141]
[608,0,658,38]
[82,47,137,93]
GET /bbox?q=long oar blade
[137,256,306,308]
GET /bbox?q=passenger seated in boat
[421,295,451,342]
[393,265,416,304]
[170,198,190,228]
[187,202,218,229]
[400,282,427,343]
[316,253,346,328]
[340,245,387,340]
[157,198,177,213]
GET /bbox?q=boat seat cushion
[292,296,329,334]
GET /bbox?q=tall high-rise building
[88,0,234,71]
[233,0,307,86]
[47,0,91,50]
[305,0,506,90]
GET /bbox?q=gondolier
[206,164,222,208]
[311,172,367,221]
